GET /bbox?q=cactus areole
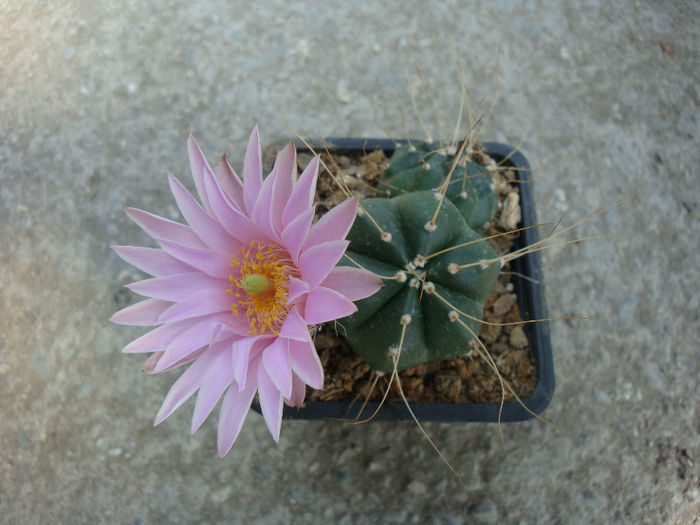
[340,190,500,373]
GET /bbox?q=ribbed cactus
[380,142,498,233]
[340,186,500,373]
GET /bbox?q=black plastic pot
[255,138,554,423]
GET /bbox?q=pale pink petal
[111,246,193,277]
[251,168,277,237]
[298,240,350,289]
[287,277,309,305]
[214,154,245,211]
[126,316,241,358]
[154,346,221,425]
[143,352,164,373]
[217,321,250,340]
[280,206,315,262]
[257,365,284,442]
[289,338,323,390]
[110,298,172,326]
[302,198,358,250]
[158,289,232,323]
[278,307,310,341]
[153,316,233,372]
[158,240,231,278]
[233,335,272,390]
[304,286,357,324]
[144,347,207,374]
[269,142,296,234]
[191,343,235,433]
[167,173,235,251]
[283,156,319,225]
[203,161,270,244]
[262,337,292,399]
[125,207,206,249]
[320,266,383,301]
[126,272,224,302]
[217,372,258,457]
[187,135,214,213]
[285,372,307,407]
[122,319,199,354]
[242,126,262,213]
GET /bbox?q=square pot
[254,138,554,422]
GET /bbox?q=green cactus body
[340,191,500,373]
[380,142,498,233]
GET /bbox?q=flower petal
[289,338,323,390]
[304,286,357,324]
[278,307,310,341]
[110,298,172,326]
[158,289,233,324]
[217,370,258,457]
[298,240,349,289]
[125,207,206,249]
[144,347,206,374]
[233,335,272,390]
[111,246,193,277]
[122,319,198,354]
[283,155,319,225]
[287,277,309,306]
[167,173,234,251]
[269,142,297,235]
[187,135,214,213]
[252,167,277,237]
[158,241,231,278]
[286,372,306,408]
[202,161,269,244]
[214,154,245,211]
[281,206,315,262]
[257,365,284,442]
[153,315,235,373]
[191,344,235,433]
[262,337,292,399]
[320,266,383,301]
[153,345,222,425]
[243,126,262,213]
[302,198,358,249]
[126,272,224,302]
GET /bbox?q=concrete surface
[1,1,698,523]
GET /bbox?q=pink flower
[111,127,381,455]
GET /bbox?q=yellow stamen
[228,242,297,334]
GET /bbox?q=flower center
[227,241,294,335]
[241,273,269,294]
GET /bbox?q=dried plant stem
[449,37,474,148]
[471,45,501,146]
[350,321,408,424]
[391,351,466,487]
[414,63,443,148]
[432,287,582,327]
[389,84,413,149]
[425,223,552,261]
[398,47,432,142]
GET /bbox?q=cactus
[380,142,498,233]
[340,189,500,373]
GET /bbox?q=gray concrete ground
[1,1,698,523]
